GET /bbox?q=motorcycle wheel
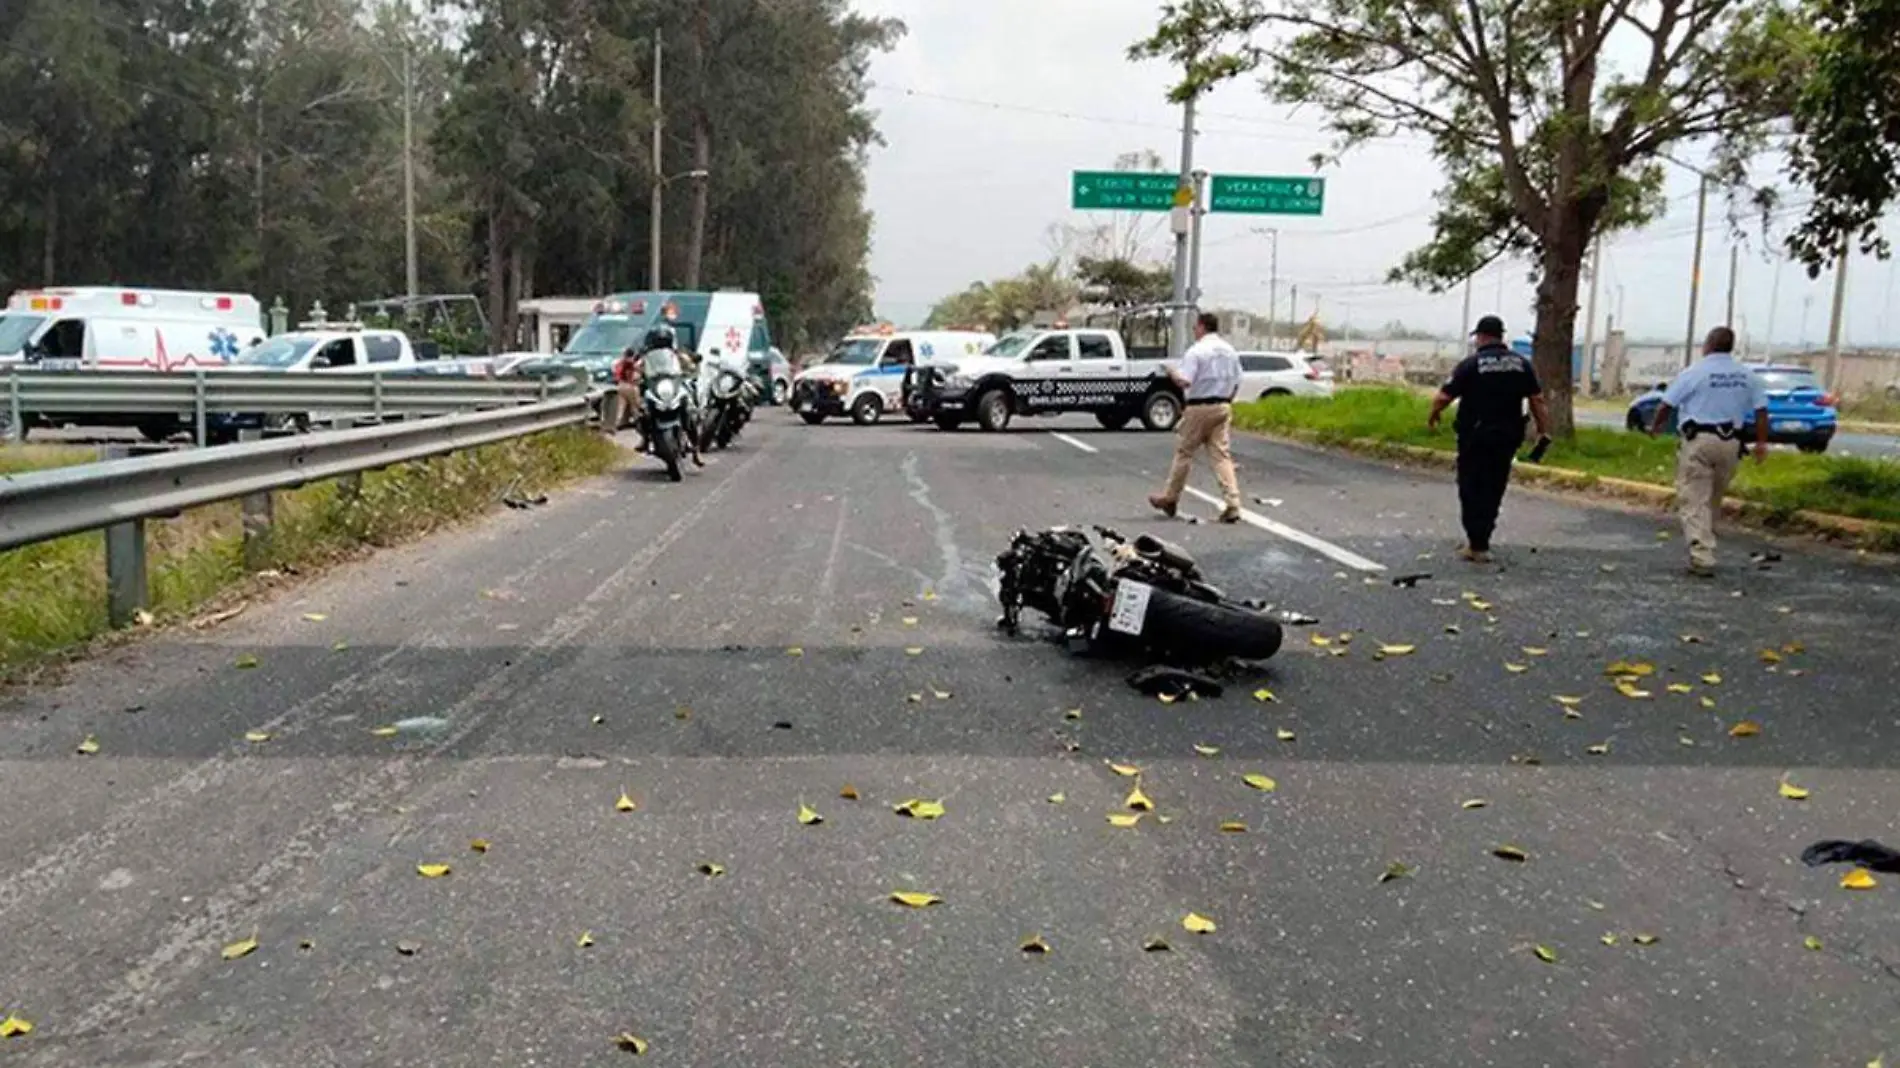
[1141,587,1284,662]
[655,425,683,482]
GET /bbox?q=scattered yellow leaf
[234,654,260,669]
[904,647,924,657]
[1106,813,1143,828]
[1522,647,1549,657]
[1336,632,1353,644]
[1242,773,1277,792]
[1605,660,1655,677]
[1679,633,1704,644]
[613,1031,649,1055]
[1666,683,1694,694]
[1064,708,1082,720]
[1784,641,1806,655]
[1020,934,1051,954]
[1760,648,1783,664]
[1601,933,1619,946]
[901,616,918,626]
[1379,861,1414,884]
[1532,944,1558,964]
[244,730,271,743]
[893,798,945,820]
[890,890,942,908]
[786,646,803,657]
[839,784,860,800]
[1047,792,1065,804]
[1700,696,1718,709]
[1470,599,1493,611]
[1379,644,1417,656]
[1193,743,1220,756]
[1143,938,1172,952]
[697,862,726,877]
[1586,899,1607,911]
[1492,845,1529,862]
[75,735,100,756]
[797,803,824,826]
[469,839,490,854]
[1504,663,1529,674]
[1276,728,1297,742]
[906,693,923,704]
[1804,935,1824,951]
[302,612,328,622]
[1702,672,1722,685]
[416,863,451,878]
[1182,912,1217,934]
[1586,742,1611,756]
[1616,683,1653,699]
[369,725,398,736]
[1841,868,1878,890]
[1156,692,1178,705]
[577,931,595,948]
[1632,933,1659,946]
[922,589,938,601]
[1108,763,1142,777]
[1554,695,1584,707]
[1461,798,1489,810]
[1309,634,1331,647]
[615,791,638,813]
[221,934,259,961]
[1729,721,1762,738]
[1252,688,1277,703]
[0,1014,32,1037]
[1219,821,1247,833]
[1778,780,1811,801]
[1125,785,1154,812]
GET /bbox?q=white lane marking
[1181,486,1387,572]
[1050,432,1099,454]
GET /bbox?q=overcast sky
[849,0,1900,349]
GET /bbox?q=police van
[791,326,995,425]
[0,287,264,371]
[903,326,1183,433]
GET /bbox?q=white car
[1239,351,1334,400]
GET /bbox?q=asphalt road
[2,412,1897,1066]
[1574,407,1900,457]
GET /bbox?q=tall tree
[1133,0,1804,436]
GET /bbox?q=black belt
[1682,421,1738,441]
[1185,396,1235,408]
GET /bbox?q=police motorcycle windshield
[642,350,689,411]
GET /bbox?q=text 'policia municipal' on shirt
[1662,354,1768,428]
[1443,343,1541,435]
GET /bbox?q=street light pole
[649,29,664,292]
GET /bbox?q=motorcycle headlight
[653,378,681,403]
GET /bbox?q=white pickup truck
[902,327,1184,433]
[206,326,462,438]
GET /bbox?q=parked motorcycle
[699,364,755,452]
[995,525,1283,663]
[638,348,697,482]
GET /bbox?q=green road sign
[1209,175,1325,216]
[1071,171,1185,212]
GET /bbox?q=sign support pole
[1169,93,1197,361]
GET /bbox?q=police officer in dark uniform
[1427,315,1552,563]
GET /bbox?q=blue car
[1626,363,1838,453]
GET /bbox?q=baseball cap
[1471,314,1505,337]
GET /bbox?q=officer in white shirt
[1647,325,1767,576]
[1149,311,1244,523]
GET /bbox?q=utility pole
[1824,233,1850,392]
[1186,169,1209,320]
[1253,227,1279,348]
[1459,274,1472,348]
[1723,242,1738,327]
[1581,239,1601,393]
[648,29,664,292]
[402,44,418,305]
[1168,92,1198,359]
[1764,259,1782,363]
[1684,173,1709,366]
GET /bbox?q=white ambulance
[790,326,995,425]
[0,287,265,371]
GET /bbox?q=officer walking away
[1646,326,1767,577]
[1426,315,1552,563]
[1148,311,1244,523]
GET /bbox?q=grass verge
[1233,388,1900,538]
[0,427,620,679]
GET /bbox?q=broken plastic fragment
[613,1032,649,1055]
[221,933,259,960]
[1841,868,1878,890]
[1106,813,1142,828]
[797,803,824,826]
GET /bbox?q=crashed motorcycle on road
[995,525,1283,664]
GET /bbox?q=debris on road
[1126,665,1223,701]
[1801,839,1900,874]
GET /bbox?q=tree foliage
[1131,0,1806,435]
[0,0,899,352]
[1075,256,1173,309]
[924,262,1080,331]
[1783,0,1900,275]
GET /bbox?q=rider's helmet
[642,325,677,352]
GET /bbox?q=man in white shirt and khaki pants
[1149,311,1244,524]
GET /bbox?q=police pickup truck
[902,327,1182,433]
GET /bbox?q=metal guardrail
[0,394,593,625]
[2,367,589,444]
